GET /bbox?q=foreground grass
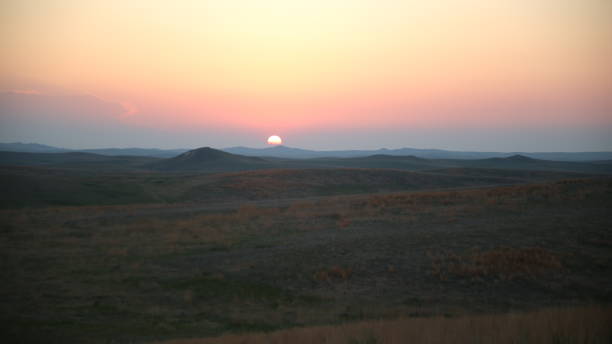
[1,177,610,342]
[156,306,612,344]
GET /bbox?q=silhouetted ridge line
[149,147,268,171]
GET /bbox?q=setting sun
[267,135,282,145]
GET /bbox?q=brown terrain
[1,165,611,343]
[1,148,611,343]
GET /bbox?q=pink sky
[1,0,611,150]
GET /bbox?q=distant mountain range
[2,146,612,175]
[0,142,69,153]
[0,142,187,158]
[0,150,158,171]
[223,145,612,161]
[2,142,612,161]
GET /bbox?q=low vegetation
[429,247,563,281]
[0,165,598,208]
[1,176,611,342]
[155,306,612,344]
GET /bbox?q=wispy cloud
[8,89,42,95]
[119,101,139,118]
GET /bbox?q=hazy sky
[1,0,611,151]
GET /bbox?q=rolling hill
[145,148,612,174]
[435,154,612,174]
[0,142,69,153]
[0,150,158,171]
[222,145,612,161]
[3,142,612,161]
[147,147,271,172]
[3,147,612,175]
[0,142,187,158]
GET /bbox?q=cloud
[1,91,125,122]
[8,89,42,95]
[0,90,133,146]
[119,101,139,118]
[1,77,610,151]
[0,88,258,149]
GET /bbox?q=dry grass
[1,178,607,263]
[429,247,563,281]
[1,177,610,342]
[313,266,353,282]
[153,306,612,344]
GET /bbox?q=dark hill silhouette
[3,142,612,161]
[437,155,612,174]
[0,142,187,158]
[2,148,612,174]
[0,150,158,170]
[362,154,425,160]
[503,154,537,162]
[149,147,270,171]
[0,142,68,153]
[292,154,439,170]
[223,145,612,161]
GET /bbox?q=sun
[267,135,282,145]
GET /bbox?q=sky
[1,0,611,151]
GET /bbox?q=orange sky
[1,0,611,149]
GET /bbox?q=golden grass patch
[153,306,612,344]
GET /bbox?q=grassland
[156,306,612,344]
[0,165,591,208]
[1,175,611,343]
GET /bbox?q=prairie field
[156,306,612,344]
[1,171,611,343]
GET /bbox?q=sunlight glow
[267,135,282,145]
[1,0,611,148]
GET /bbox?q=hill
[0,142,187,158]
[3,148,612,174]
[4,142,611,161]
[81,147,187,158]
[222,145,506,159]
[0,142,69,153]
[0,150,158,171]
[223,145,612,161]
[301,154,440,170]
[436,155,612,174]
[148,147,271,172]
